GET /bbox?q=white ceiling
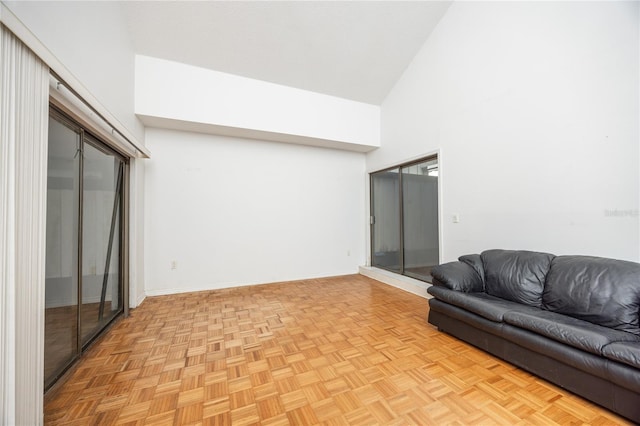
[120,1,452,105]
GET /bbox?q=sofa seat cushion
[603,342,640,369]
[481,249,554,308]
[542,255,640,335]
[503,310,640,356]
[427,286,541,323]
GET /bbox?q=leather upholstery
[481,249,554,307]
[603,342,640,369]
[427,249,640,423]
[428,286,542,323]
[458,254,485,285]
[543,255,640,335]
[606,357,640,394]
[431,261,484,293]
[503,309,640,356]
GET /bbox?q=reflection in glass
[402,159,439,280]
[81,140,123,345]
[371,168,401,272]
[44,116,80,389]
[44,111,125,390]
[370,157,439,282]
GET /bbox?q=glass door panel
[45,107,126,390]
[402,159,439,281]
[81,139,123,345]
[44,115,81,389]
[370,156,439,283]
[371,168,401,272]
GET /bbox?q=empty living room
[1,0,639,425]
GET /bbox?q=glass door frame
[369,154,440,282]
[45,106,129,391]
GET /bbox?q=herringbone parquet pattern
[44,275,630,425]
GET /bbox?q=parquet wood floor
[44,275,631,425]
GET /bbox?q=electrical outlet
[171,260,177,270]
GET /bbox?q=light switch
[453,214,460,223]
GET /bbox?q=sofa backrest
[481,249,555,308]
[543,256,640,335]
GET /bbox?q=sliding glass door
[370,156,439,282]
[371,169,401,272]
[44,108,125,390]
[401,158,439,280]
[44,112,81,388]
[81,138,123,344]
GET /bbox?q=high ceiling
[120,1,452,105]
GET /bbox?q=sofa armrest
[459,253,485,283]
[431,261,484,293]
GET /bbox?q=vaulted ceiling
[120,1,452,105]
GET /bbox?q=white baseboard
[135,293,146,307]
[359,266,431,299]
[135,269,431,305]
[143,280,262,297]
[142,271,362,298]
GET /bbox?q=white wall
[4,0,148,306]
[144,128,366,295]
[3,1,144,142]
[135,55,380,152]
[369,1,640,262]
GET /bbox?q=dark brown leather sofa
[427,249,640,423]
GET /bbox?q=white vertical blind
[0,24,49,425]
